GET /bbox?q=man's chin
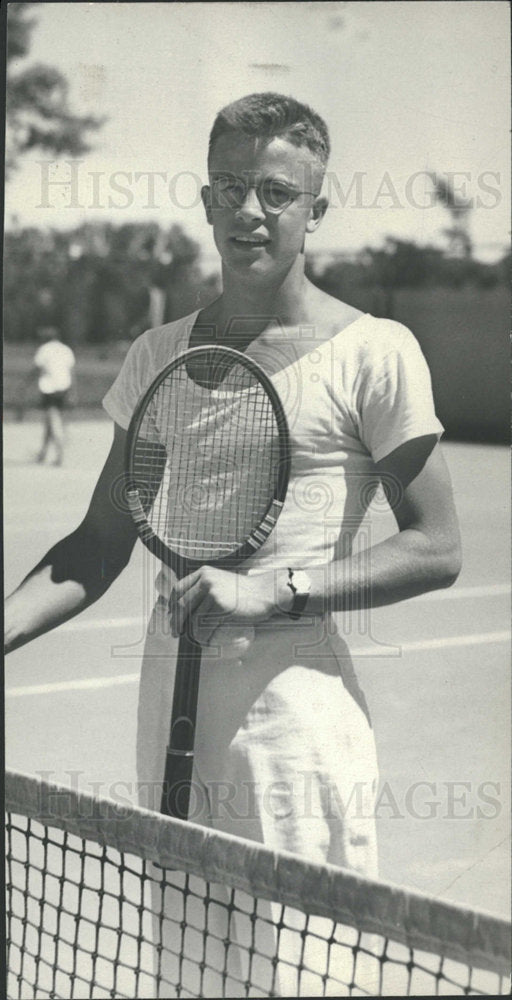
[224,252,276,279]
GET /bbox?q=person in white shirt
[5,93,462,994]
[7,90,462,856]
[33,327,75,466]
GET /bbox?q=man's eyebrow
[211,170,296,184]
[264,175,296,186]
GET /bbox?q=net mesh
[130,350,285,561]
[6,771,511,999]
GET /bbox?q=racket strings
[131,358,282,562]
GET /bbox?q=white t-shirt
[103,311,443,599]
[34,340,75,394]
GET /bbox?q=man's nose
[236,186,266,221]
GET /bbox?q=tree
[6,3,104,177]
[430,173,473,259]
[3,221,217,343]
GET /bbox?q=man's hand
[169,567,283,647]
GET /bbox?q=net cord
[5,770,510,978]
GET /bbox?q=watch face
[292,571,312,595]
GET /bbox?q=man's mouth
[230,234,270,247]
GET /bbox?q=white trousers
[138,599,379,997]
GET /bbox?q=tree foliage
[6,3,104,177]
[430,173,473,258]
[308,237,508,318]
[3,222,219,342]
[5,217,507,343]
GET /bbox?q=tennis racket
[125,345,290,819]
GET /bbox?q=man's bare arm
[305,434,463,612]
[5,423,138,654]
[169,436,463,643]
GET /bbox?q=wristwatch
[286,568,312,620]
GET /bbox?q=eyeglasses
[210,175,318,215]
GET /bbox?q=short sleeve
[102,334,152,429]
[358,326,444,462]
[102,313,198,428]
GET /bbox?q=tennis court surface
[5,420,511,996]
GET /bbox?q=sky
[5,1,511,262]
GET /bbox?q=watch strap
[286,568,311,620]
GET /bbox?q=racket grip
[160,747,194,819]
[160,630,202,819]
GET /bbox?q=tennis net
[6,769,511,998]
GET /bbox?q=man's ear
[201,185,213,225]
[305,195,328,233]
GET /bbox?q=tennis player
[6,93,461,994]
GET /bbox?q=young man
[6,95,461,981]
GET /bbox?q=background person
[32,326,76,466]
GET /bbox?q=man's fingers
[172,570,201,601]
[170,583,224,643]
[169,580,203,637]
[181,594,219,647]
[170,567,251,646]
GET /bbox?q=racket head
[125,345,290,574]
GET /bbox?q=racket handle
[160,747,195,819]
[160,630,202,819]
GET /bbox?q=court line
[417,582,510,601]
[351,631,510,657]
[62,616,145,632]
[56,582,511,634]
[5,630,510,697]
[6,673,140,698]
